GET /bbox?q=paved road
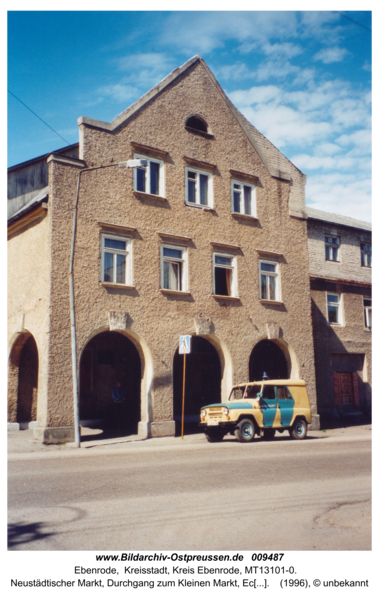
[8,429,371,551]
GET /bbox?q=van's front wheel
[235,419,255,443]
[290,419,307,440]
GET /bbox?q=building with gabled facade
[7,55,370,442]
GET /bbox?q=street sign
[179,335,191,354]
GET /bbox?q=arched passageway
[249,339,288,381]
[8,332,39,425]
[173,336,221,434]
[17,336,39,423]
[80,331,141,435]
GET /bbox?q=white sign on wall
[179,335,192,354]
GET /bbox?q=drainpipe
[69,160,147,448]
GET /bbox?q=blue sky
[7,10,372,221]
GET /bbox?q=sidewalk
[8,423,372,459]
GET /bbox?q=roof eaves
[305,206,372,232]
[7,186,49,224]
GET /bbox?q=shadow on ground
[8,521,54,549]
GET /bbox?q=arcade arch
[8,331,39,425]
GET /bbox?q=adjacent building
[7,56,371,442]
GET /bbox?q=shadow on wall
[311,298,371,422]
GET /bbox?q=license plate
[207,419,219,426]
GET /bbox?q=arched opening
[8,332,39,425]
[249,339,288,381]
[79,331,141,435]
[173,336,221,434]
[186,115,208,133]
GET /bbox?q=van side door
[260,385,277,427]
[276,386,295,426]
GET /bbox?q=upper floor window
[161,245,187,292]
[185,167,213,208]
[185,116,208,133]
[361,243,372,268]
[325,236,340,261]
[364,298,372,329]
[259,261,280,301]
[133,154,164,197]
[101,234,131,286]
[213,253,237,297]
[231,180,256,217]
[327,293,341,324]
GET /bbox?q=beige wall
[307,220,371,283]
[7,212,51,424]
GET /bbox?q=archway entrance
[80,331,141,435]
[249,339,288,381]
[17,336,39,423]
[173,336,221,434]
[8,333,39,425]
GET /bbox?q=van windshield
[229,386,246,401]
[245,385,261,399]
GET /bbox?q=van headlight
[201,410,206,417]
[223,407,229,415]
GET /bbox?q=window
[325,236,340,261]
[361,243,371,267]
[213,253,237,297]
[364,298,372,329]
[185,168,213,207]
[101,234,131,285]
[327,293,341,324]
[259,261,280,301]
[186,116,208,133]
[231,180,256,217]
[161,245,187,292]
[133,154,164,196]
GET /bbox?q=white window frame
[133,153,165,197]
[213,252,237,297]
[185,167,213,208]
[101,233,132,286]
[327,293,343,325]
[259,260,281,301]
[364,297,372,329]
[361,243,372,268]
[325,235,340,262]
[160,244,188,292]
[231,179,257,217]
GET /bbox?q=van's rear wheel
[235,419,255,443]
[205,429,224,443]
[290,419,307,440]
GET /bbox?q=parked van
[199,379,312,443]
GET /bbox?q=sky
[7,10,372,221]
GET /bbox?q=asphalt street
[8,426,371,551]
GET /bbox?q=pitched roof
[305,206,371,232]
[78,55,294,182]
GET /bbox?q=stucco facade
[11,56,371,441]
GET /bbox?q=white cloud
[261,42,302,58]
[306,176,371,222]
[313,47,349,64]
[159,12,299,54]
[95,83,139,104]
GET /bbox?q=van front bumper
[198,421,237,430]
